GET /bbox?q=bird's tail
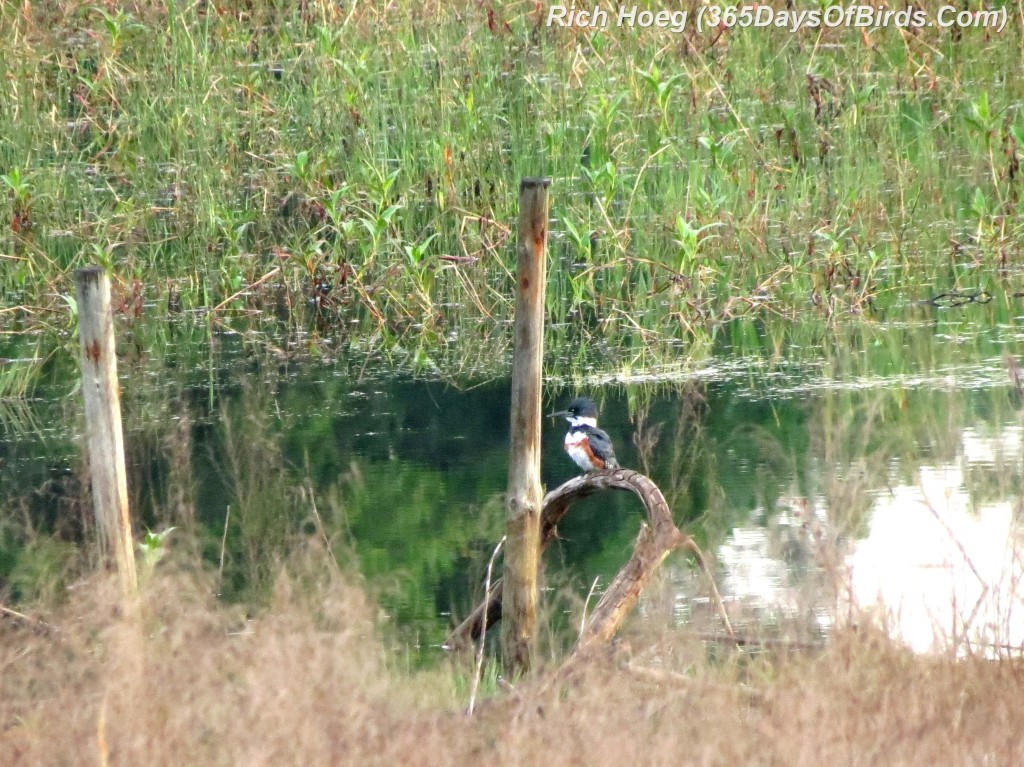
[606,457,619,469]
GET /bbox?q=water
[3,306,1024,659]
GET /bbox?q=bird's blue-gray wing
[589,426,619,468]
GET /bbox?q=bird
[549,397,619,473]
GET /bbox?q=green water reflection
[3,304,1024,656]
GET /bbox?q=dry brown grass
[2,557,1023,767]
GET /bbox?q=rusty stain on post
[502,177,550,674]
[75,266,138,598]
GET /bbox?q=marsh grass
[1,1,1023,361]
[2,560,1024,766]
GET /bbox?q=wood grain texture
[76,266,138,597]
[502,177,550,673]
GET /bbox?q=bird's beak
[547,409,570,419]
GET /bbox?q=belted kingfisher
[549,397,619,473]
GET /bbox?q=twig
[680,630,823,651]
[306,482,343,579]
[623,143,671,232]
[495,677,519,697]
[217,505,231,596]
[623,662,691,687]
[684,538,735,637]
[0,603,58,635]
[468,535,505,716]
[917,479,989,654]
[1005,353,1024,401]
[98,690,110,767]
[579,576,601,639]
[208,267,280,315]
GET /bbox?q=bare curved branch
[445,469,728,653]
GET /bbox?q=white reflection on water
[703,425,1024,656]
[849,461,1024,656]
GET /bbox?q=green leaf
[60,294,78,319]
[380,203,402,224]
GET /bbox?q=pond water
[3,303,1024,660]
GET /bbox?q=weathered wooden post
[502,177,550,673]
[75,266,138,597]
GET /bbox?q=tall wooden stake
[76,266,138,597]
[502,177,550,673]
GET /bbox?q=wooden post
[502,177,550,674]
[76,266,138,597]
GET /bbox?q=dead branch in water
[445,469,732,654]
